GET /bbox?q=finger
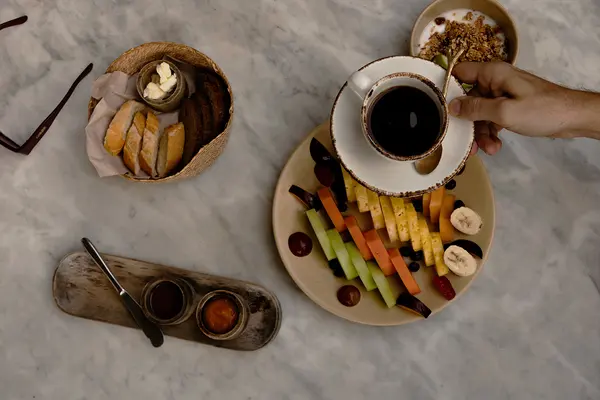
[479,135,502,155]
[449,96,511,125]
[469,86,486,98]
[474,120,491,137]
[489,123,500,140]
[473,121,502,155]
[453,62,518,96]
[470,141,479,156]
[491,123,503,134]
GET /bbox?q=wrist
[567,90,600,139]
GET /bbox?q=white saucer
[330,56,474,197]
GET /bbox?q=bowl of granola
[410,0,518,65]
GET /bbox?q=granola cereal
[419,13,507,63]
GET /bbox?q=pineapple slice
[341,168,357,202]
[379,196,399,243]
[405,203,422,251]
[390,197,410,242]
[367,189,385,230]
[430,232,449,276]
[355,184,369,213]
[418,216,435,267]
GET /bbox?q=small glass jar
[196,290,248,340]
[141,278,195,325]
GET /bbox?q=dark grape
[314,164,335,187]
[432,276,456,300]
[445,179,457,190]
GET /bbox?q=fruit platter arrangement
[273,124,494,325]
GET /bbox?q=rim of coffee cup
[359,72,449,162]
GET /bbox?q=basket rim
[87,41,234,183]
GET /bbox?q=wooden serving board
[53,252,282,351]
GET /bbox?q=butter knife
[81,238,164,348]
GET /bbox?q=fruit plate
[272,123,495,325]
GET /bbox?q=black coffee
[369,86,441,157]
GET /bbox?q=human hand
[449,62,600,155]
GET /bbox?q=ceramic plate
[273,123,494,326]
[331,56,474,198]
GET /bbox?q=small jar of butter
[136,60,186,112]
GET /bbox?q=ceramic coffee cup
[347,71,449,162]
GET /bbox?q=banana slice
[443,245,477,276]
[450,207,482,235]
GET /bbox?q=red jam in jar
[202,295,239,334]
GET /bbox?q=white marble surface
[1,0,599,399]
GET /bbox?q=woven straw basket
[87,42,234,183]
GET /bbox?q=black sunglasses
[0,16,93,155]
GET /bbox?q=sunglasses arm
[0,132,21,152]
[19,63,93,155]
[0,16,28,31]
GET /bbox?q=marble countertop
[1,0,599,399]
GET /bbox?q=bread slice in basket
[139,112,161,177]
[104,100,146,156]
[157,122,185,178]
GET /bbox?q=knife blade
[81,238,164,348]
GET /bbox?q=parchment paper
[85,71,179,178]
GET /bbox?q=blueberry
[412,200,423,213]
[408,262,420,273]
[400,246,413,257]
[412,250,424,261]
[454,200,465,209]
[340,230,351,243]
[445,179,457,190]
[329,259,342,270]
[329,259,345,278]
[333,268,345,278]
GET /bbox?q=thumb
[449,96,508,123]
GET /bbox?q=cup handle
[347,71,373,99]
